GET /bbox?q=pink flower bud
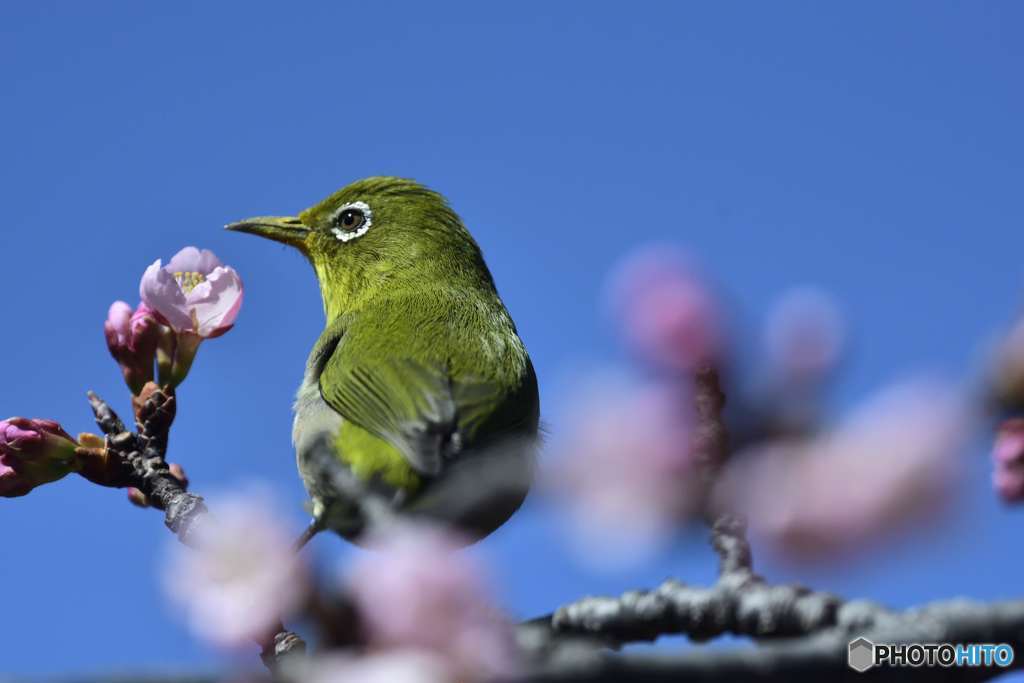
[126,487,150,508]
[607,246,724,373]
[129,303,161,352]
[105,301,162,394]
[0,418,80,497]
[104,301,133,352]
[168,462,188,488]
[992,419,1024,503]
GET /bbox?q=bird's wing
[319,353,501,478]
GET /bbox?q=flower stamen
[174,271,206,294]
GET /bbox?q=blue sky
[2,1,1023,677]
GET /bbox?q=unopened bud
[127,487,150,508]
[168,463,188,488]
[105,301,162,395]
[0,418,80,497]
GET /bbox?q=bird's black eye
[330,201,373,242]
[336,209,365,231]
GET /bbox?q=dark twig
[86,389,207,545]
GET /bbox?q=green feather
[319,285,536,486]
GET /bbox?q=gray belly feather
[292,358,535,544]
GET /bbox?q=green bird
[227,177,539,544]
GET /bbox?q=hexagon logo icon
[848,637,875,673]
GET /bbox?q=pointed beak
[225,216,310,250]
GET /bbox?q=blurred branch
[692,365,729,488]
[518,516,1024,681]
[546,516,838,643]
[517,516,836,648]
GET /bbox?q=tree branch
[86,388,207,545]
[549,516,840,644]
[517,517,1024,682]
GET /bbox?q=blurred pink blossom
[140,247,243,340]
[553,374,698,562]
[716,380,969,561]
[163,490,308,647]
[763,287,845,383]
[346,524,518,681]
[992,419,1024,503]
[607,246,724,372]
[0,418,79,497]
[305,651,453,683]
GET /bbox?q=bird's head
[228,177,493,321]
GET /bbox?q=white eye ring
[330,201,373,242]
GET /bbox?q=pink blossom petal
[187,267,244,337]
[166,246,221,276]
[347,524,517,679]
[552,372,698,565]
[140,260,192,331]
[131,301,157,324]
[307,652,452,683]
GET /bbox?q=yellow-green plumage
[228,177,539,544]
